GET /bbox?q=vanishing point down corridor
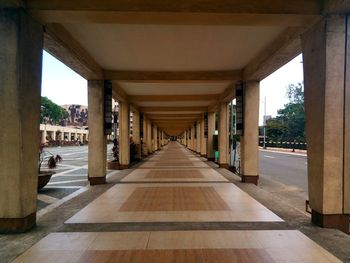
[12,142,340,263]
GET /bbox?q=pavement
[37,144,113,217]
[1,144,350,263]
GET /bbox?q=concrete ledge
[312,210,349,234]
[241,175,259,186]
[219,163,229,169]
[0,212,36,234]
[88,176,106,185]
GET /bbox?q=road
[259,149,308,192]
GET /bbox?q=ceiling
[21,0,324,135]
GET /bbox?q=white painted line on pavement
[37,194,60,204]
[44,186,83,189]
[61,150,88,156]
[264,155,276,159]
[48,179,87,185]
[37,187,89,219]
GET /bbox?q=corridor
[12,142,339,262]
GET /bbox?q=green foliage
[40,97,68,124]
[265,83,305,142]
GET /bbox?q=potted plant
[38,145,62,190]
[108,139,120,170]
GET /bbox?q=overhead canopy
[16,0,332,135]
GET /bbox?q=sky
[41,51,304,125]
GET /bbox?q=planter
[108,161,120,170]
[38,171,55,191]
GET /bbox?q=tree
[265,82,305,142]
[40,97,68,124]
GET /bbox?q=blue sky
[41,51,303,125]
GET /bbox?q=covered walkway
[13,142,339,262]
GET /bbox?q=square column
[200,116,207,157]
[142,114,148,156]
[153,125,158,151]
[302,15,350,233]
[88,80,107,185]
[196,121,201,153]
[147,120,152,154]
[0,9,43,233]
[132,110,141,160]
[191,126,195,151]
[119,101,130,169]
[240,81,260,185]
[207,112,215,161]
[218,102,229,168]
[41,130,47,144]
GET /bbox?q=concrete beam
[243,27,307,81]
[44,23,103,80]
[140,106,207,112]
[130,94,219,102]
[104,70,242,83]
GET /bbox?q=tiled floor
[12,142,342,262]
[13,231,341,263]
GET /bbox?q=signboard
[140,112,143,138]
[236,82,244,135]
[204,113,208,138]
[104,80,113,135]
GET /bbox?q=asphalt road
[259,149,308,192]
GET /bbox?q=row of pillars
[41,130,88,144]
[88,82,167,185]
[0,9,349,233]
[180,81,260,185]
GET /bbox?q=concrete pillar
[68,132,71,141]
[147,120,152,154]
[191,126,195,151]
[240,81,260,185]
[218,102,229,168]
[119,101,130,169]
[41,130,47,144]
[153,125,158,151]
[207,112,215,161]
[302,15,350,233]
[200,116,207,157]
[88,80,107,185]
[49,131,54,141]
[0,9,43,233]
[60,131,64,141]
[132,110,141,160]
[196,121,201,153]
[142,114,148,156]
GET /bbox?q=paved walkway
[12,142,340,262]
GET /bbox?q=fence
[259,140,307,150]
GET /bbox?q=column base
[88,176,106,185]
[312,210,349,234]
[200,154,207,158]
[119,164,130,170]
[207,157,215,162]
[219,163,229,169]
[0,212,36,233]
[241,175,259,186]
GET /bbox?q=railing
[259,141,307,150]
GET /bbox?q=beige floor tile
[88,232,150,250]
[12,251,85,263]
